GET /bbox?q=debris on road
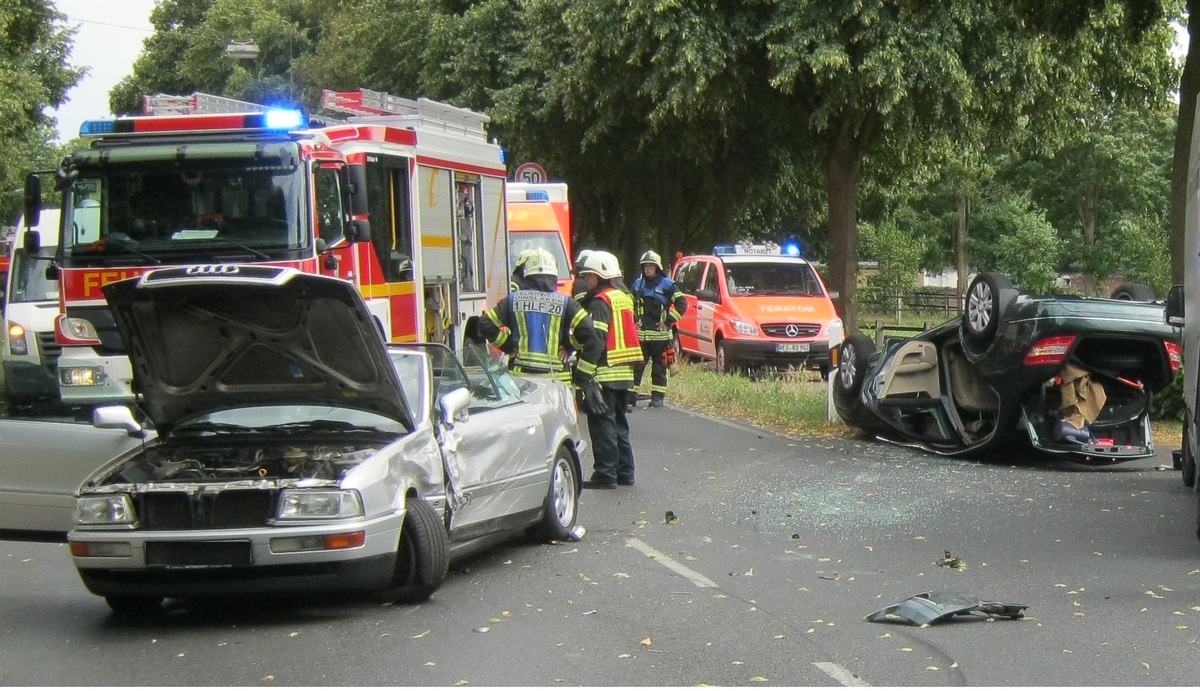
[865,591,1028,626]
[934,550,968,571]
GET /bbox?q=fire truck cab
[505,182,572,294]
[22,89,510,405]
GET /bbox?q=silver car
[37,265,584,613]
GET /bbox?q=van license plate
[776,343,810,353]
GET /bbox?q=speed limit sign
[514,162,547,184]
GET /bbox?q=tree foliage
[0,0,83,222]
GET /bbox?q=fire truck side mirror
[23,174,42,229]
[347,219,371,243]
[44,263,59,281]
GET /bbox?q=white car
[8,265,585,613]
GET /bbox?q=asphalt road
[1,401,1197,686]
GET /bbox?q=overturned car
[63,266,585,613]
[833,273,1181,463]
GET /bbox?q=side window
[313,165,346,245]
[674,260,700,294]
[365,155,415,282]
[698,261,719,292]
[455,174,485,294]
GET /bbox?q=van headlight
[75,494,137,528]
[730,319,758,336]
[276,489,364,520]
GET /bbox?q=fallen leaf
[1141,662,1151,670]
[412,630,431,639]
[614,572,630,578]
[473,627,490,633]
[927,666,940,671]
[288,632,300,638]
[878,633,892,638]
[773,634,786,640]
[950,662,959,669]
[744,568,754,576]
[455,680,469,686]
[618,653,631,659]
[424,662,436,667]
[899,647,913,652]
[750,676,770,682]
[640,638,653,646]
[261,675,275,682]
[806,628,815,634]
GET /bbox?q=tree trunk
[955,189,969,312]
[1078,188,1097,295]
[825,127,864,338]
[1170,0,1200,285]
[825,113,874,335]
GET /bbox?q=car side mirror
[438,386,471,424]
[827,290,840,300]
[1166,285,1184,327]
[92,405,146,438]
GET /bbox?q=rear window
[723,262,825,297]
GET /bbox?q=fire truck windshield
[61,145,307,265]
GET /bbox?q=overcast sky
[48,0,157,142]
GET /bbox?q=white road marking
[813,661,870,686]
[626,537,868,686]
[625,537,718,588]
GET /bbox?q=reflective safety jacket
[479,289,602,381]
[633,274,687,341]
[586,285,643,385]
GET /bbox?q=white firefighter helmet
[578,250,623,280]
[514,248,538,271]
[639,250,663,270]
[523,247,559,278]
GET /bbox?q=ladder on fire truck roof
[141,89,490,142]
[142,92,266,115]
[319,89,489,141]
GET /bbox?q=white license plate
[776,343,810,353]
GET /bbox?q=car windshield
[724,262,825,296]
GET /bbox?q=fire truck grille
[37,332,61,358]
[761,323,821,339]
[137,490,277,530]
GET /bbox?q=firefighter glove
[578,378,609,416]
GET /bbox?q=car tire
[105,595,162,616]
[716,339,732,374]
[832,334,876,424]
[535,445,580,541]
[963,272,1012,344]
[1184,424,1196,489]
[387,498,449,603]
[1110,283,1156,302]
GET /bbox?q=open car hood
[102,266,413,434]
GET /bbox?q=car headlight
[75,494,137,527]
[730,320,758,336]
[276,489,364,520]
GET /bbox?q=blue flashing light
[263,108,305,130]
[499,147,507,164]
[713,244,737,255]
[80,119,115,136]
[782,239,802,257]
[527,190,550,201]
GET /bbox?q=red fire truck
[20,89,510,404]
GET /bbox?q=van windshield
[724,262,825,297]
[7,249,59,303]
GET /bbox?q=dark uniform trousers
[587,387,635,484]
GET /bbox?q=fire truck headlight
[60,366,107,387]
[63,317,100,340]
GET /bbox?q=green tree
[971,191,1061,293]
[0,0,83,221]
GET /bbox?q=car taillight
[1166,341,1182,372]
[1024,335,1076,367]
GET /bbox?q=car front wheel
[536,446,579,541]
[716,339,731,374]
[387,498,449,603]
[963,272,1012,344]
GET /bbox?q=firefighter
[478,248,603,386]
[576,250,643,489]
[631,250,686,408]
[570,249,594,302]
